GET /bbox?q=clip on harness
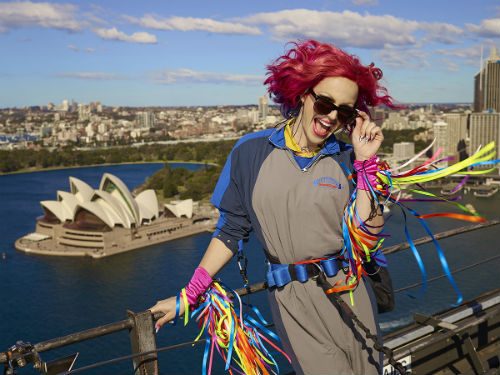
[266,256,349,289]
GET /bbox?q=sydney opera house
[15,173,215,258]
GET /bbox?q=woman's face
[295,76,359,150]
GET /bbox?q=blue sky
[1,0,500,107]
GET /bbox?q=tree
[163,177,178,198]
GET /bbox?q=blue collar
[268,120,341,156]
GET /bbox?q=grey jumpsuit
[211,122,381,375]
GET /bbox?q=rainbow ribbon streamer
[182,280,291,375]
[333,142,500,305]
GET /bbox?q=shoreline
[0,160,218,176]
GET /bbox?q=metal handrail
[2,219,499,372]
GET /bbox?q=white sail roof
[91,190,135,228]
[165,199,193,219]
[99,173,140,224]
[135,189,159,222]
[57,191,79,218]
[39,173,167,230]
[69,177,94,202]
[41,200,72,222]
[74,201,115,228]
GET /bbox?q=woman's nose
[327,110,339,123]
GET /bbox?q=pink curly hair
[264,40,398,118]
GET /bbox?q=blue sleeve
[210,145,252,253]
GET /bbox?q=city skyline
[1,0,500,107]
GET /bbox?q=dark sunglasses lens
[337,107,357,124]
[313,99,335,115]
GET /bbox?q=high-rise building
[78,104,90,121]
[258,95,268,120]
[39,124,53,138]
[136,111,155,128]
[382,112,409,130]
[248,108,259,124]
[469,113,500,169]
[61,99,69,112]
[443,113,469,160]
[433,121,448,167]
[97,123,108,134]
[393,142,415,160]
[474,47,500,112]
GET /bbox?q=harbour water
[1,164,500,374]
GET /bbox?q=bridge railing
[1,219,499,375]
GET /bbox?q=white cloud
[94,27,157,44]
[467,18,500,38]
[441,59,460,72]
[241,10,419,49]
[83,12,107,27]
[0,1,81,32]
[83,4,108,26]
[57,72,123,80]
[124,14,261,35]
[67,44,95,53]
[435,45,483,66]
[376,48,429,69]
[435,45,481,59]
[240,9,465,48]
[419,22,463,44]
[352,0,378,6]
[153,68,262,84]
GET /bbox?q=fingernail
[155,325,160,334]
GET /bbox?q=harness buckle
[311,262,324,281]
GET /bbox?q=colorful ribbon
[333,142,500,305]
[178,280,291,375]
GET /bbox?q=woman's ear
[300,88,310,104]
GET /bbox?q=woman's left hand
[349,110,384,161]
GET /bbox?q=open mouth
[312,117,333,138]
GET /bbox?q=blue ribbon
[399,205,428,298]
[395,198,463,305]
[170,293,181,326]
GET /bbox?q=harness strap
[266,257,348,289]
[316,273,407,375]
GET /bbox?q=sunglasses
[309,90,358,125]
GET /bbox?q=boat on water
[474,185,499,198]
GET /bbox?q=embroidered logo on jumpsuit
[313,177,342,190]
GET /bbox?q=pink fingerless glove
[185,266,213,305]
[353,155,379,191]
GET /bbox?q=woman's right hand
[149,295,185,332]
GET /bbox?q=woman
[150,40,397,375]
